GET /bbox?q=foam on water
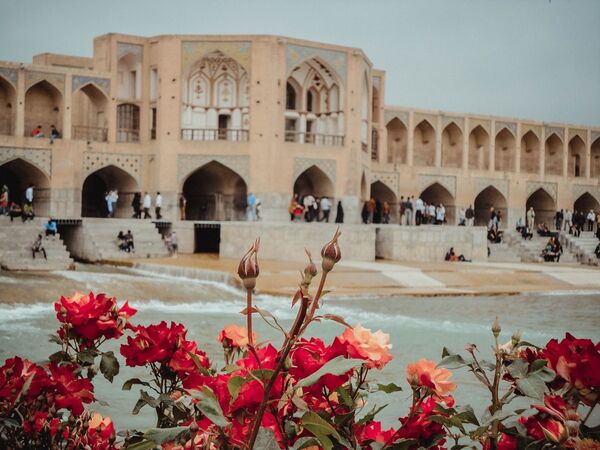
[0,303,53,322]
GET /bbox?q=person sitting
[537,223,551,237]
[166,231,178,256]
[569,223,581,237]
[521,226,533,240]
[31,234,47,260]
[22,203,34,222]
[45,218,57,239]
[31,125,44,138]
[117,231,129,252]
[49,125,61,143]
[487,227,503,244]
[124,230,135,253]
[445,247,471,262]
[9,202,22,222]
[542,237,561,262]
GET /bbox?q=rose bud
[321,228,342,272]
[238,238,260,291]
[511,330,522,346]
[491,317,501,338]
[301,249,318,289]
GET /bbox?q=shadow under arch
[293,165,335,199]
[370,180,398,223]
[420,182,455,224]
[0,158,51,216]
[574,192,600,214]
[183,161,247,221]
[82,165,139,218]
[474,185,507,227]
[526,188,556,227]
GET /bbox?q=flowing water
[1,265,599,430]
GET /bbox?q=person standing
[179,193,187,220]
[404,197,413,226]
[335,200,344,224]
[246,192,256,221]
[415,196,424,226]
[288,194,298,222]
[105,191,113,218]
[320,196,331,222]
[155,192,163,220]
[465,205,474,226]
[0,185,8,215]
[555,209,563,231]
[25,183,34,206]
[458,207,466,226]
[526,206,535,231]
[131,192,141,218]
[303,194,315,222]
[436,204,446,225]
[586,210,595,232]
[563,209,572,232]
[143,192,152,219]
[110,190,119,217]
[382,201,390,224]
[399,196,406,225]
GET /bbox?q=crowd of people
[0,183,36,222]
[288,194,343,223]
[553,208,600,237]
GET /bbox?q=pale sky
[1,0,599,126]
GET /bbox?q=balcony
[284,131,344,146]
[117,128,139,143]
[181,128,249,142]
[72,125,108,142]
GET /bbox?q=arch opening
[81,165,138,218]
[544,133,563,176]
[0,76,16,135]
[420,182,455,224]
[386,118,407,164]
[293,165,334,200]
[413,120,435,167]
[591,137,600,178]
[370,181,398,224]
[72,84,109,142]
[574,192,600,214]
[474,186,507,227]
[24,80,63,138]
[468,125,489,170]
[441,122,462,168]
[520,131,540,174]
[568,136,586,178]
[526,188,555,227]
[494,128,515,172]
[0,158,51,216]
[183,161,247,221]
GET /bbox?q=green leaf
[301,411,342,450]
[221,364,242,373]
[291,437,321,450]
[227,375,246,402]
[122,378,150,391]
[357,404,387,426]
[529,359,549,372]
[185,349,211,376]
[296,356,364,388]
[516,374,547,400]
[123,440,157,450]
[189,387,230,427]
[483,409,516,426]
[48,351,71,363]
[48,334,63,345]
[437,353,468,369]
[99,351,119,383]
[77,349,97,365]
[535,366,556,382]
[143,426,188,444]
[507,359,528,379]
[376,382,403,394]
[254,427,280,450]
[132,390,159,415]
[321,314,351,328]
[336,385,354,408]
[455,404,480,426]
[386,439,419,450]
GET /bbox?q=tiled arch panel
[371,171,399,197]
[83,152,142,184]
[293,158,336,185]
[573,185,600,203]
[178,154,250,185]
[0,146,52,178]
[474,177,509,201]
[526,181,557,201]
[418,174,456,198]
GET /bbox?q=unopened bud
[189,421,199,433]
[465,343,477,354]
[492,317,501,338]
[238,238,260,291]
[511,330,522,346]
[321,228,342,272]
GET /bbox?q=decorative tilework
[591,131,600,144]
[0,146,52,177]
[25,71,65,94]
[526,181,557,201]
[286,44,347,82]
[181,41,251,74]
[520,124,541,140]
[117,42,143,60]
[83,152,142,184]
[371,171,399,196]
[72,76,110,96]
[413,113,437,130]
[568,129,587,143]
[495,122,516,137]
[384,110,408,126]
[469,119,491,135]
[545,127,564,141]
[442,116,464,131]
[474,178,509,200]
[573,185,600,203]
[0,67,17,87]
[178,154,250,185]
[418,175,456,197]
[293,158,336,185]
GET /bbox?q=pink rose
[406,358,456,398]
[340,325,393,370]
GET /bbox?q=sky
[1,0,599,126]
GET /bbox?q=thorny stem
[300,271,329,334]
[247,296,310,449]
[246,289,253,347]
[488,348,503,450]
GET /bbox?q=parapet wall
[375,225,488,262]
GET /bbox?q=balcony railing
[181,128,249,142]
[117,128,140,143]
[284,131,345,146]
[151,128,156,140]
[72,125,108,142]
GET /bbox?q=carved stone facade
[526,181,558,201]
[177,154,250,185]
[418,175,456,197]
[371,171,399,196]
[474,178,509,200]
[0,146,52,177]
[286,44,348,81]
[293,157,336,185]
[72,76,110,96]
[25,71,66,93]
[83,152,142,184]
[495,121,517,136]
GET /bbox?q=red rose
[48,363,95,416]
[357,421,396,445]
[120,321,186,367]
[169,340,211,377]
[0,357,49,408]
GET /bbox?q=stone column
[434,115,442,167]
[585,129,591,179]
[63,73,72,139]
[15,70,25,137]
[407,111,414,166]
[462,117,469,171]
[563,127,569,177]
[539,127,546,178]
[489,120,496,172]
[515,122,522,173]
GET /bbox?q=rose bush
[0,229,599,449]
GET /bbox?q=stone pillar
[462,117,469,171]
[434,115,442,167]
[539,127,546,178]
[407,111,414,166]
[63,74,72,139]
[256,192,289,222]
[489,120,496,172]
[585,129,592,179]
[15,70,25,137]
[515,122,522,173]
[563,127,569,177]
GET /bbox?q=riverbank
[113,254,600,297]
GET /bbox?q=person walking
[31,234,47,260]
[155,192,163,220]
[131,192,141,218]
[143,192,152,219]
[335,200,344,224]
[587,210,595,232]
[246,192,256,221]
[382,201,390,224]
[526,206,535,231]
[179,194,187,220]
[320,196,331,222]
[367,198,376,224]
[110,190,119,217]
[25,183,34,206]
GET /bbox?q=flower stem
[300,271,328,334]
[246,289,253,347]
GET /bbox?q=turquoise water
[0,266,599,430]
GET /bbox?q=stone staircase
[559,231,599,266]
[487,241,521,262]
[78,218,169,261]
[503,230,578,264]
[0,217,73,270]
